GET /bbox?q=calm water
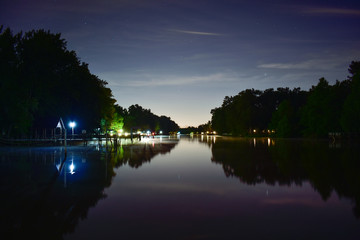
[1,136,360,239]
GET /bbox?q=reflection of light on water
[141,137,151,143]
[267,138,271,147]
[253,138,256,147]
[69,160,75,174]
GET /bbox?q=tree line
[0,27,179,138]
[109,104,179,135]
[211,61,360,138]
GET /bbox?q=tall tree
[0,27,117,136]
[0,27,36,136]
[341,61,360,134]
[269,100,296,137]
[300,78,333,137]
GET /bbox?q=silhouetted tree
[0,27,117,137]
[269,100,294,137]
[211,87,306,136]
[300,77,351,137]
[122,104,178,134]
[341,61,360,134]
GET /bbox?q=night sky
[1,0,360,127]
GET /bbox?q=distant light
[69,121,76,128]
[159,130,163,134]
[253,129,256,133]
[141,137,151,142]
[177,131,180,135]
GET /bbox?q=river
[1,136,359,239]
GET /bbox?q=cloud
[169,29,224,36]
[128,73,233,87]
[102,72,237,88]
[258,63,305,70]
[302,7,360,16]
[257,58,344,70]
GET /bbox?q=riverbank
[0,135,180,147]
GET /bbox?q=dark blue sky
[1,0,360,127]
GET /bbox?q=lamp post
[69,121,76,139]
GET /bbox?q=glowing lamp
[69,121,76,139]
[69,122,76,128]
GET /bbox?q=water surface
[1,136,359,239]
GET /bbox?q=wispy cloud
[302,7,360,16]
[258,58,344,70]
[127,73,232,87]
[104,72,235,88]
[169,29,224,36]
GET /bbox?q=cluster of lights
[201,131,217,135]
[115,129,130,137]
[251,129,276,134]
[81,127,165,138]
[65,121,167,138]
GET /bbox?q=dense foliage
[0,27,179,137]
[108,104,179,134]
[211,61,360,138]
[0,26,115,137]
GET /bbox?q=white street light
[69,121,76,139]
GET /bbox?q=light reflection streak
[69,159,75,175]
